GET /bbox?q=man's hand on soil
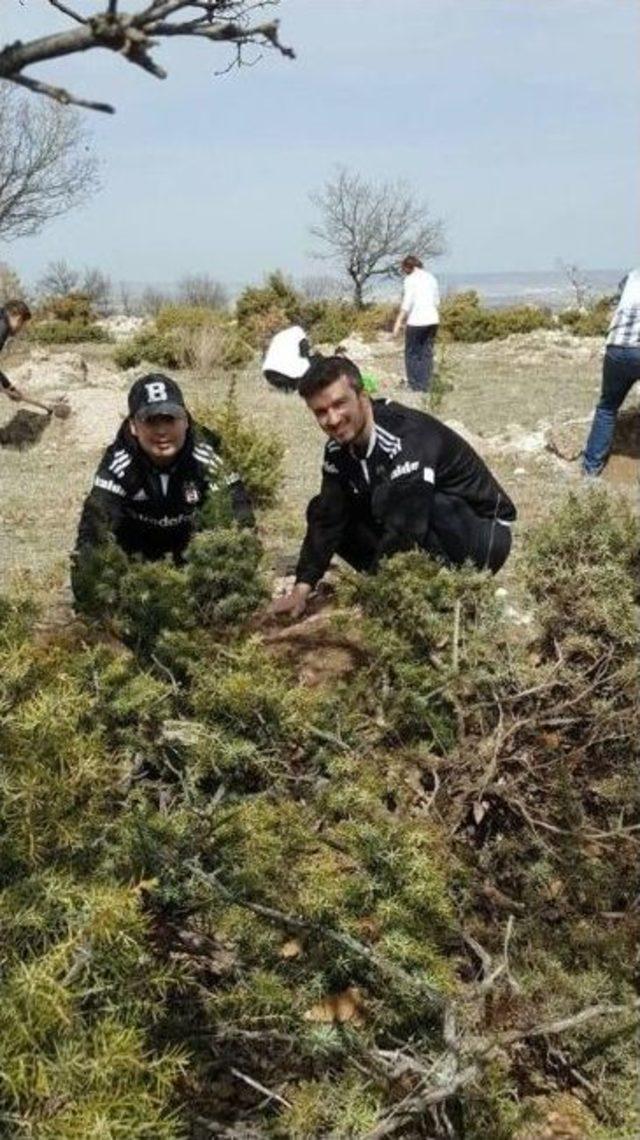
[271,582,312,620]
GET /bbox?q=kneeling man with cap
[72,373,253,600]
[274,355,516,619]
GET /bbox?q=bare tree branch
[497,998,640,1047]
[310,167,445,307]
[364,999,640,1139]
[0,83,100,240]
[8,72,116,115]
[48,1,89,25]
[0,2,294,113]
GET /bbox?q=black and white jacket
[296,399,516,586]
[74,419,253,569]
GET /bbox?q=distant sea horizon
[437,267,625,309]
[115,266,626,311]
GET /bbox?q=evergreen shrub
[194,389,284,509]
[114,305,252,372]
[1,490,638,1137]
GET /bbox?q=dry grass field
[0,328,637,615]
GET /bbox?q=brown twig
[0,2,294,113]
[230,1067,292,1109]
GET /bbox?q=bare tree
[0,261,25,303]
[310,167,445,308]
[178,273,228,310]
[0,84,99,242]
[141,285,171,316]
[0,2,294,115]
[81,266,113,313]
[37,259,81,297]
[37,260,112,311]
[556,260,593,309]
[118,281,134,316]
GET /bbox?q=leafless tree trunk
[37,259,81,297]
[557,259,592,309]
[81,267,113,314]
[141,285,171,315]
[0,85,99,242]
[178,274,228,310]
[118,281,133,316]
[0,2,294,115]
[310,167,445,308]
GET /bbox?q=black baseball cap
[128,374,187,421]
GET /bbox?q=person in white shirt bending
[262,325,313,393]
[392,255,440,392]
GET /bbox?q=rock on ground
[11,349,124,394]
[318,332,377,364]
[96,315,147,341]
[544,419,589,461]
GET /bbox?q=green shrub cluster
[558,295,613,337]
[310,299,395,344]
[440,290,555,342]
[192,388,284,509]
[28,291,112,345]
[28,319,111,345]
[39,293,95,323]
[235,271,306,346]
[113,325,179,369]
[1,489,639,1137]
[439,289,615,343]
[234,271,395,350]
[73,518,267,662]
[114,304,252,372]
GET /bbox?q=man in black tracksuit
[273,355,516,619]
[0,299,31,401]
[72,374,253,603]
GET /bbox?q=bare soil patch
[0,409,51,450]
[260,606,367,687]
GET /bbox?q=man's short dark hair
[298,354,364,399]
[4,299,31,320]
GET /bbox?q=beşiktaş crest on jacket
[76,420,253,560]
[296,398,516,586]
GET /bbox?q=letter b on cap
[146,380,168,403]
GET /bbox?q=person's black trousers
[404,324,438,392]
[325,492,511,575]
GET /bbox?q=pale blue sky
[3,0,639,288]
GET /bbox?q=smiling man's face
[305,376,370,447]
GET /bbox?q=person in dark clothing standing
[272,356,516,620]
[392,255,440,392]
[0,299,32,402]
[582,269,640,475]
[72,374,253,601]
